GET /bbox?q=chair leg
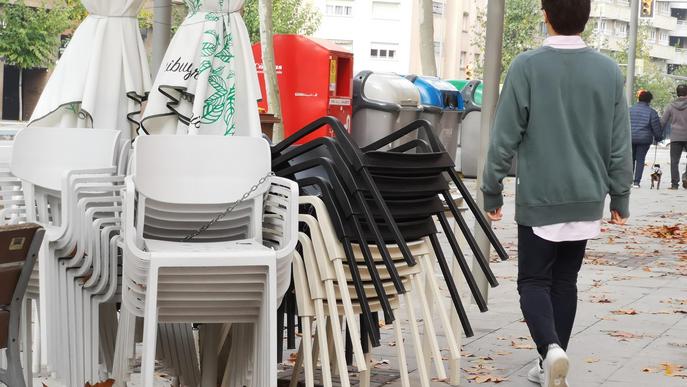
[329,263,366,372]
[392,320,410,387]
[8,311,27,387]
[301,316,314,387]
[22,298,32,385]
[401,292,430,387]
[324,283,350,386]
[290,334,305,387]
[141,267,160,387]
[358,337,371,387]
[313,305,332,387]
[419,256,460,362]
[113,305,136,386]
[200,324,219,387]
[411,275,446,379]
[428,233,474,337]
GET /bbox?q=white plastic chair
[290,195,461,387]
[116,135,297,387]
[9,127,122,385]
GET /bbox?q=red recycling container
[253,34,353,144]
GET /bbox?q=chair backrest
[0,141,13,166]
[134,135,271,204]
[10,127,121,191]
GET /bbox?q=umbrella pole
[152,0,172,75]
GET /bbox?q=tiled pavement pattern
[279,146,687,386]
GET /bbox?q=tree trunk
[419,0,438,76]
[258,0,284,142]
[18,69,23,121]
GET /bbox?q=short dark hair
[678,84,687,97]
[542,0,591,35]
[638,91,653,103]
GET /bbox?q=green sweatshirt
[481,47,632,227]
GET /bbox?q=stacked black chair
[272,117,508,349]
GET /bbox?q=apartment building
[668,1,687,71]
[311,0,483,78]
[589,0,687,72]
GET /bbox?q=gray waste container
[407,75,463,162]
[455,80,515,177]
[352,71,421,148]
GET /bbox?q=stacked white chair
[115,135,298,387]
[289,196,461,387]
[8,127,124,385]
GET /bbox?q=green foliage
[63,0,88,29]
[634,61,677,112]
[473,0,542,80]
[0,0,70,70]
[243,0,322,44]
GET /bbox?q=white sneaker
[528,361,544,384]
[542,344,569,387]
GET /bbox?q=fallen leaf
[585,357,600,363]
[511,340,536,350]
[590,295,614,304]
[84,380,115,387]
[611,309,638,315]
[661,362,685,376]
[643,267,652,272]
[466,374,508,383]
[606,330,642,340]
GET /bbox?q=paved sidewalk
[281,146,687,386]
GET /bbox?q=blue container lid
[408,75,464,111]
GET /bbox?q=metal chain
[181,171,275,242]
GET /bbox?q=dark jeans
[632,143,651,184]
[517,225,587,358]
[670,141,687,187]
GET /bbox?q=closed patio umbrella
[140,0,261,136]
[29,0,151,142]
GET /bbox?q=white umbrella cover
[29,0,151,142]
[140,0,261,136]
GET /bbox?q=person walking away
[660,84,687,189]
[480,0,632,386]
[629,91,663,188]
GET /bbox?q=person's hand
[610,210,627,225]
[487,208,503,222]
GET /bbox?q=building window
[434,41,442,59]
[460,51,467,67]
[463,13,470,32]
[658,2,670,15]
[326,1,353,17]
[615,22,628,37]
[659,31,669,44]
[433,1,444,15]
[371,43,398,60]
[599,19,609,34]
[372,1,401,20]
[650,29,657,41]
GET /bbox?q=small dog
[650,164,662,189]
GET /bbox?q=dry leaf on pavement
[511,340,535,350]
[585,357,600,363]
[611,309,638,315]
[84,380,115,387]
[466,374,508,383]
[606,331,642,340]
